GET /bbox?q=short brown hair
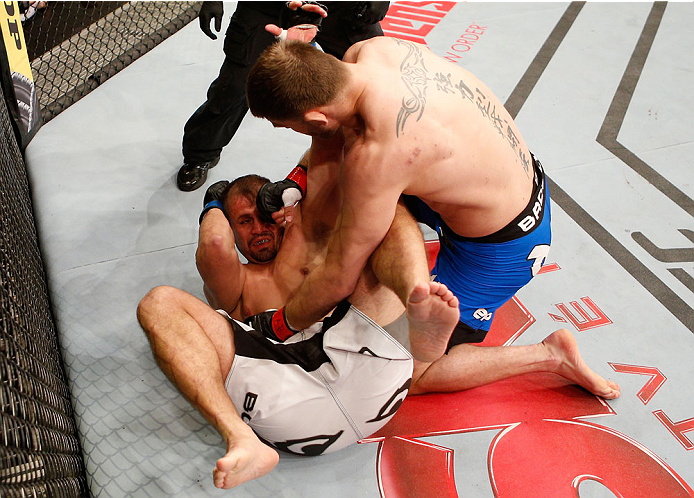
[225,174,269,213]
[247,41,348,121]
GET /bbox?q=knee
[407,362,433,395]
[137,285,179,332]
[409,369,439,395]
[408,379,426,396]
[138,284,177,309]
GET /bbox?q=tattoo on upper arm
[434,70,531,176]
[395,39,429,138]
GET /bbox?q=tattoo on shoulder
[392,40,531,177]
[433,70,531,177]
[395,39,429,138]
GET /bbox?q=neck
[330,65,365,130]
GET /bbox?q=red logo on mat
[381,1,456,45]
[360,252,694,496]
[609,363,694,451]
[609,363,666,404]
[380,2,489,63]
[551,296,612,331]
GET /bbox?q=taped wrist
[256,165,307,224]
[244,308,297,342]
[271,307,298,341]
[199,200,224,224]
[286,164,307,194]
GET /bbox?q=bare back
[345,37,535,237]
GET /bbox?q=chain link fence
[1,2,201,496]
[25,1,201,123]
[0,76,88,497]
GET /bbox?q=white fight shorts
[219,301,413,456]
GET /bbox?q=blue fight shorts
[403,155,551,347]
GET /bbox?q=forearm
[283,141,400,331]
[284,259,359,330]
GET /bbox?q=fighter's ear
[303,110,328,126]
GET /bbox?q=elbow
[335,280,358,302]
[196,234,231,269]
[324,264,359,301]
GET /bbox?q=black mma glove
[244,307,298,342]
[256,165,307,224]
[349,2,390,30]
[279,1,328,30]
[199,179,230,224]
[199,1,224,40]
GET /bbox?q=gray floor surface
[24,2,694,497]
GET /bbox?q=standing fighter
[246,36,559,365]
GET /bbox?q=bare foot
[542,329,621,399]
[407,281,460,363]
[213,432,280,489]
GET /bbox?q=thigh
[433,234,544,333]
[433,160,552,332]
[174,288,237,376]
[223,5,276,65]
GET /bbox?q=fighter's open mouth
[253,237,271,246]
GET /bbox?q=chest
[240,250,322,318]
[239,278,288,319]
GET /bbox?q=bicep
[202,262,246,314]
[326,152,404,276]
[294,136,344,232]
